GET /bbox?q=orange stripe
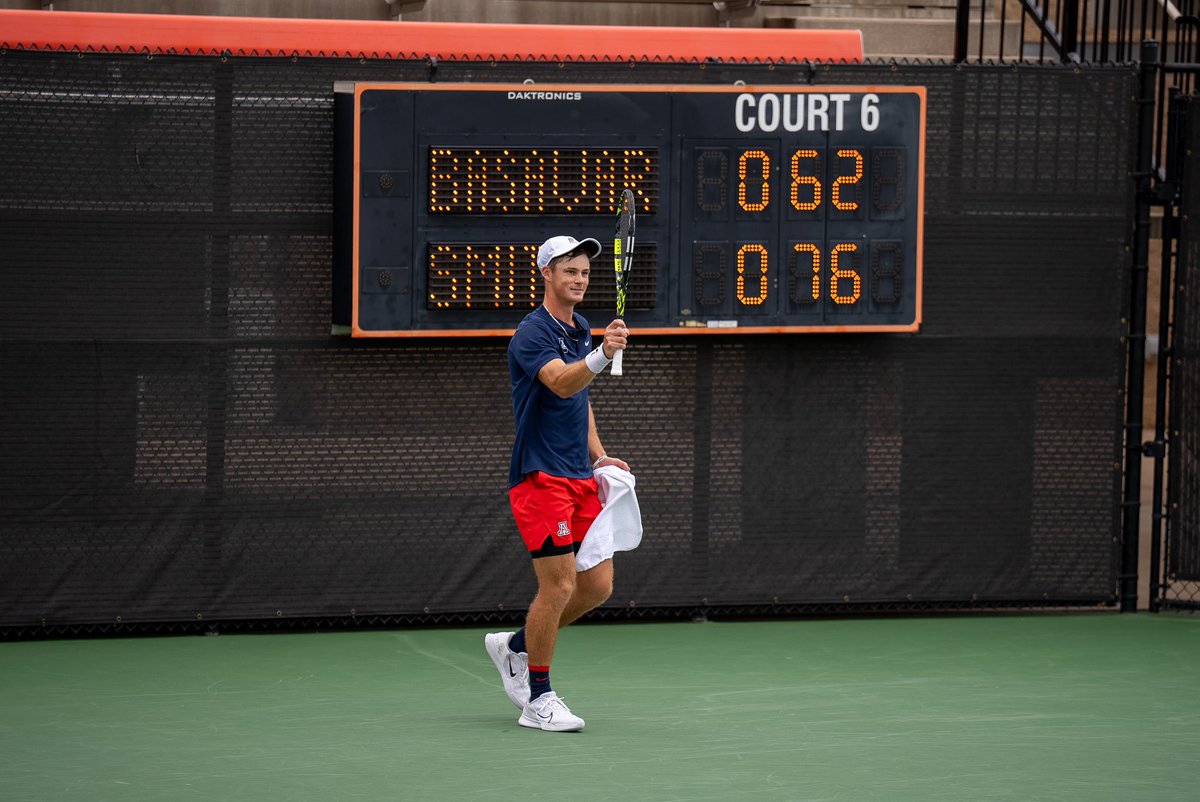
[0,9,863,63]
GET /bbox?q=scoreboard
[333,82,925,336]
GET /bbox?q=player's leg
[488,472,573,710]
[559,558,613,628]
[517,552,586,731]
[557,477,610,628]
[492,473,592,730]
[526,552,577,670]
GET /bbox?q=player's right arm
[538,320,629,399]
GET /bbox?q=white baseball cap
[537,235,602,269]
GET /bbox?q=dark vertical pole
[691,341,713,621]
[997,0,1009,60]
[976,0,986,61]
[1121,40,1159,612]
[1148,89,1183,612]
[1098,0,1113,61]
[953,0,971,63]
[1061,0,1080,61]
[332,84,355,331]
[204,58,235,626]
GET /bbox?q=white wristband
[592,455,607,469]
[584,345,612,374]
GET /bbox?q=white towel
[576,465,643,572]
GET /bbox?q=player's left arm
[588,402,631,472]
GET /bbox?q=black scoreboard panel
[338,83,925,336]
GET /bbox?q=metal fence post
[1061,0,1080,61]
[1121,40,1160,612]
[953,0,971,63]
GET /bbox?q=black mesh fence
[0,52,1134,633]
[1166,95,1200,609]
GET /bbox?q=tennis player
[485,234,631,733]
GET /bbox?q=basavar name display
[334,82,925,337]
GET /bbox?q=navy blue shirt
[508,306,593,488]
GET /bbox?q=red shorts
[509,472,602,558]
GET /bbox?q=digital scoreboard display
[335,82,925,336]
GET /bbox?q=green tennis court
[2,614,1198,801]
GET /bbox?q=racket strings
[614,189,636,320]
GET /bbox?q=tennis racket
[612,188,636,376]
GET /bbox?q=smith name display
[338,82,925,336]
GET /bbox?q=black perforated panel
[0,52,1132,628]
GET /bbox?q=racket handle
[612,349,624,376]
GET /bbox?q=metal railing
[955,0,1200,66]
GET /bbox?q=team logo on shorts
[557,521,570,538]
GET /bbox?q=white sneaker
[484,631,529,709]
[518,692,585,732]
